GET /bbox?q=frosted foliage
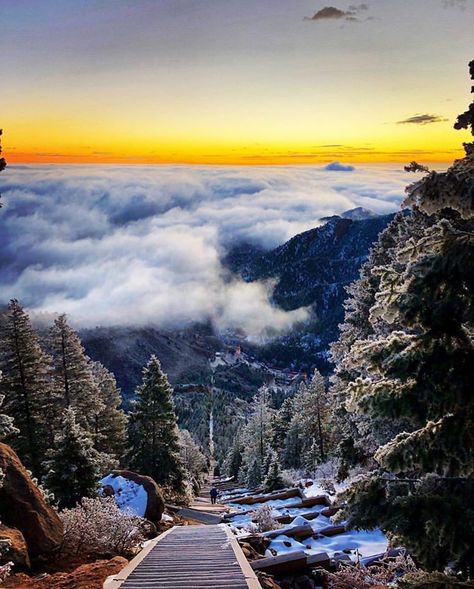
[60,496,148,556]
[0,391,16,440]
[251,505,281,533]
[326,553,419,589]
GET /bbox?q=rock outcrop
[0,443,63,560]
[0,525,31,569]
[106,470,165,525]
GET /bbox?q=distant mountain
[320,207,380,222]
[225,211,395,371]
[83,211,395,399]
[81,324,223,406]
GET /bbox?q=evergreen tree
[179,429,207,493]
[225,435,244,481]
[264,450,285,492]
[246,458,263,489]
[271,396,294,455]
[128,356,185,493]
[330,212,431,478]
[340,62,474,576]
[90,361,127,466]
[49,314,101,431]
[44,408,100,508]
[0,389,16,441]
[240,386,274,485]
[0,300,60,477]
[282,371,331,473]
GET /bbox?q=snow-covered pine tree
[246,458,263,489]
[264,450,285,492]
[0,388,16,441]
[225,436,243,481]
[341,61,474,576]
[127,356,185,493]
[0,300,60,477]
[49,314,101,432]
[330,211,432,478]
[240,386,274,486]
[271,395,294,456]
[179,429,207,493]
[90,361,128,466]
[44,407,100,508]
[282,371,331,473]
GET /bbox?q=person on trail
[210,486,218,505]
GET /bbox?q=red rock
[0,525,31,569]
[1,556,127,589]
[107,470,165,525]
[0,443,63,561]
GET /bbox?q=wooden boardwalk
[104,524,262,589]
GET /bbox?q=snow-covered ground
[225,483,389,561]
[100,474,148,517]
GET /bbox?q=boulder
[0,443,63,560]
[104,470,165,525]
[0,525,31,569]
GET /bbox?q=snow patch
[100,474,148,517]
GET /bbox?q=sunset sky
[2,0,473,165]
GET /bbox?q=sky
[0,163,406,333]
[2,0,474,165]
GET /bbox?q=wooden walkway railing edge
[221,524,263,589]
[103,527,175,589]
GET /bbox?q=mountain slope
[225,212,395,370]
[83,212,395,398]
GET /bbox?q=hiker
[210,486,218,505]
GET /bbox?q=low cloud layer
[397,113,448,125]
[0,164,407,334]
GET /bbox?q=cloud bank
[0,164,407,334]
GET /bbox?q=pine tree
[0,300,60,477]
[271,396,294,455]
[240,386,275,484]
[44,408,100,508]
[49,314,101,431]
[281,371,331,473]
[128,356,185,493]
[264,450,285,492]
[179,429,207,492]
[90,361,127,466]
[246,458,263,489]
[329,211,432,479]
[224,435,243,481]
[340,62,474,576]
[0,390,16,441]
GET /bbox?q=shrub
[60,496,149,557]
[325,553,419,589]
[251,505,281,533]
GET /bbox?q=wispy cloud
[396,113,448,125]
[442,0,467,9]
[305,3,370,22]
[0,165,405,333]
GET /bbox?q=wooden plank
[104,525,262,589]
[250,551,308,575]
[224,488,302,506]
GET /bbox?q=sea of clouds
[0,163,411,333]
